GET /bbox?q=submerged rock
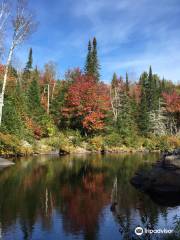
[131,148,180,206]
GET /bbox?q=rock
[162,148,180,169]
[0,158,14,168]
[130,148,180,206]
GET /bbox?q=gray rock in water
[0,158,14,168]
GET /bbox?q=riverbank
[0,131,180,158]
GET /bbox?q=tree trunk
[0,42,14,125]
[47,84,50,114]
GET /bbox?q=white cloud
[71,0,180,82]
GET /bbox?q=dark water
[0,153,180,240]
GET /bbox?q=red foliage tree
[62,74,110,133]
[162,91,180,113]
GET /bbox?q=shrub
[65,130,83,146]
[167,136,180,148]
[88,136,104,150]
[104,133,122,147]
[0,132,20,155]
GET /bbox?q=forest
[0,1,180,156]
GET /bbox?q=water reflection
[0,153,179,240]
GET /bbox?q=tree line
[0,0,179,152]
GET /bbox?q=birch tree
[0,0,10,58]
[0,0,37,125]
[110,74,124,123]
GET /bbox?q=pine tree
[92,37,100,81]
[84,40,93,76]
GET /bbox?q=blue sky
[15,0,180,83]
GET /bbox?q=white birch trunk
[47,84,50,114]
[0,42,14,125]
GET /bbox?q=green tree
[25,47,33,70]
[1,90,25,137]
[117,91,135,139]
[84,40,93,76]
[27,72,42,116]
[138,72,150,135]
[92,37,100,81]
[23,48,33,87]
[125,72,129,92]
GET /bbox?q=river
[0,153,179,240]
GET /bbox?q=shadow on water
[0,152,179,240]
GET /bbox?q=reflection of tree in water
[0,156,112,239]
[0,152,178,240]
[109,154,176,240]
[59,168,111,240]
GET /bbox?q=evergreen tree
[92,37,100,81]
[25,48,33,70]
[84,38,100,81]
[23,48,33,87]
[117,91,135,138]
[111,72,118,88]
[138,72,150,135]
[147,66,159,112]
[125,72,129,92]
[1,86,26,137]
[84,40,93,76]
[27,73,42,117]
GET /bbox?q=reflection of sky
[1,153,180,240]
[2,206,180,240]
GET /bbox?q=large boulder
[131,149,180,206]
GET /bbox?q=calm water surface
[0,153,179,240]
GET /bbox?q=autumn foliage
[162,91,180,113]
[62,74,110,133]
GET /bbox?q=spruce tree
[92,37,100,81]
[27,72,43,118]
[23,48,33,87]
[24,48,33,72]
[84,40,93,76]
[138,72,150,135]
[147,66,158,112]
[117,91,135,138]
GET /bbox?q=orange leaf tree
[62,74,110,134]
